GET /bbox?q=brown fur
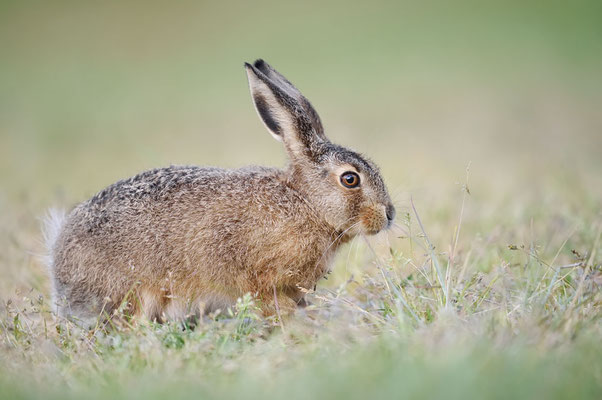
[45,60,395,326]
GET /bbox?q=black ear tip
[244,62,253,69]
[253,59,266,69]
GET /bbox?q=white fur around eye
[333,165,363,188]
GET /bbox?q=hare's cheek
[324,210,348,232]
[359,206,388,234]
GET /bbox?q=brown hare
[44,59,395,326]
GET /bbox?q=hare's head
[245,59,395,236]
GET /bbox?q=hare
[44,59,395,326]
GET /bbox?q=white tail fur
[42,208,66,272]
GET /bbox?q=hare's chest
[277,237,338,287]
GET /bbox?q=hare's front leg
[281,286,311,308]
[261,288,298,318]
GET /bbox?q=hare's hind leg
[51,281,113,329]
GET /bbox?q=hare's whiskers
[314,221,362,274]
[390,222,408,236]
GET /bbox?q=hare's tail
[41,208,66,273]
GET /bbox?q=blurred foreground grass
[1,1,601,399]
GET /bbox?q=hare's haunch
[44,59,395,325]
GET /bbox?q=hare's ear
[245,59,326,160]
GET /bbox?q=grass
[1,1,601,399]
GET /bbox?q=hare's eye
[340,172,360,188]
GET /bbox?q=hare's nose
[385,203,396,224]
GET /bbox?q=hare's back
[70,165,287,228]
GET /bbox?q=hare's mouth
[359,206,390,235]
